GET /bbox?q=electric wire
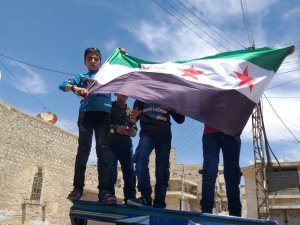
[268,74,300,90]
[263,94,300,143]
[163,0,231,51]
[263,104,300,129]
[178,0,246,49]
[240,0,255,48]
[0,60,73,132]
[0,52,74,76]
[151,0,220,52]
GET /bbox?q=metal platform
[70,200,277,225]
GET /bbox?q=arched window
[31,167,43,201]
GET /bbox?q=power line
[0,52,74,76]
[168,0,235,51]
[163,0,232,51]
[263,94,300,143]
[240,0,255,48]
[182,0,246,49]
[0,60,73,132]
[151,0,220,52]
[268,74,300,90]
[263,105,300,129]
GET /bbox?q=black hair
[84,48,101,60]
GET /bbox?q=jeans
[200,133,242,217]
[109,142,136,202]
[73,111,112,195]
[134,134,171,208]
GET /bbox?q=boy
[109,93,138,204]
[200,124,242,216]
[127,101,185,208]
[59,47,116,204]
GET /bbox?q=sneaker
[127,197,152,207]
[67,189,83,201]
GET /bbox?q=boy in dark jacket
[127,100,185,208]
[109,93,137,204]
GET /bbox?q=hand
[116,125,128,135]
[288,45,295,56]
[75,87,89,97]
[128,127,137,137]
[119,48,127,54]
[130,108,142,124]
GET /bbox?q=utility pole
[240,0,270,219]
[252,103,269,219]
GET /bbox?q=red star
[234,66,255,92]
[180,65,203,80]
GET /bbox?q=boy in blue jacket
[59,47,116,204]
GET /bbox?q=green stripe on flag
[108,48,157,68]
[108,45,293,72]
[174,45,294,72]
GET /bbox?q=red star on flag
[180,65,203,80]
[234,66,255,92]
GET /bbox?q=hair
[84,48,101,60]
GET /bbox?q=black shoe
[127,197,152,207]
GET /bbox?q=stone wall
[0,101,78,225]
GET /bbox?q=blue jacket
[59,72,111,112]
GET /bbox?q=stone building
[242,161,300,225]
[0,101,237,225]
[0,101,77,225]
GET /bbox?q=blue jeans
[200,133,242,217]
[109,142,136,202]
[73,111,112,195]
[134,134,171,208]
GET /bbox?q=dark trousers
[200,133,242,217]
[73,111,112,194]
[109,142,136,202]
[134,134,171,208]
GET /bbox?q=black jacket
[133,100,185,139]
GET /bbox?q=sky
[0,0,299,168]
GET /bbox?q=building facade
[242,161,300,225]
[0,101,77,225]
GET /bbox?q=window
[31,167,43,201]
[268,167,300,195]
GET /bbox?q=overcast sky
[0,0,299,167]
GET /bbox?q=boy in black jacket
[127,100,185,208]
[109,93,137,204]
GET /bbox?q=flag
[88,46,294,136]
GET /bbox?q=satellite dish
[36,112,57,124]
